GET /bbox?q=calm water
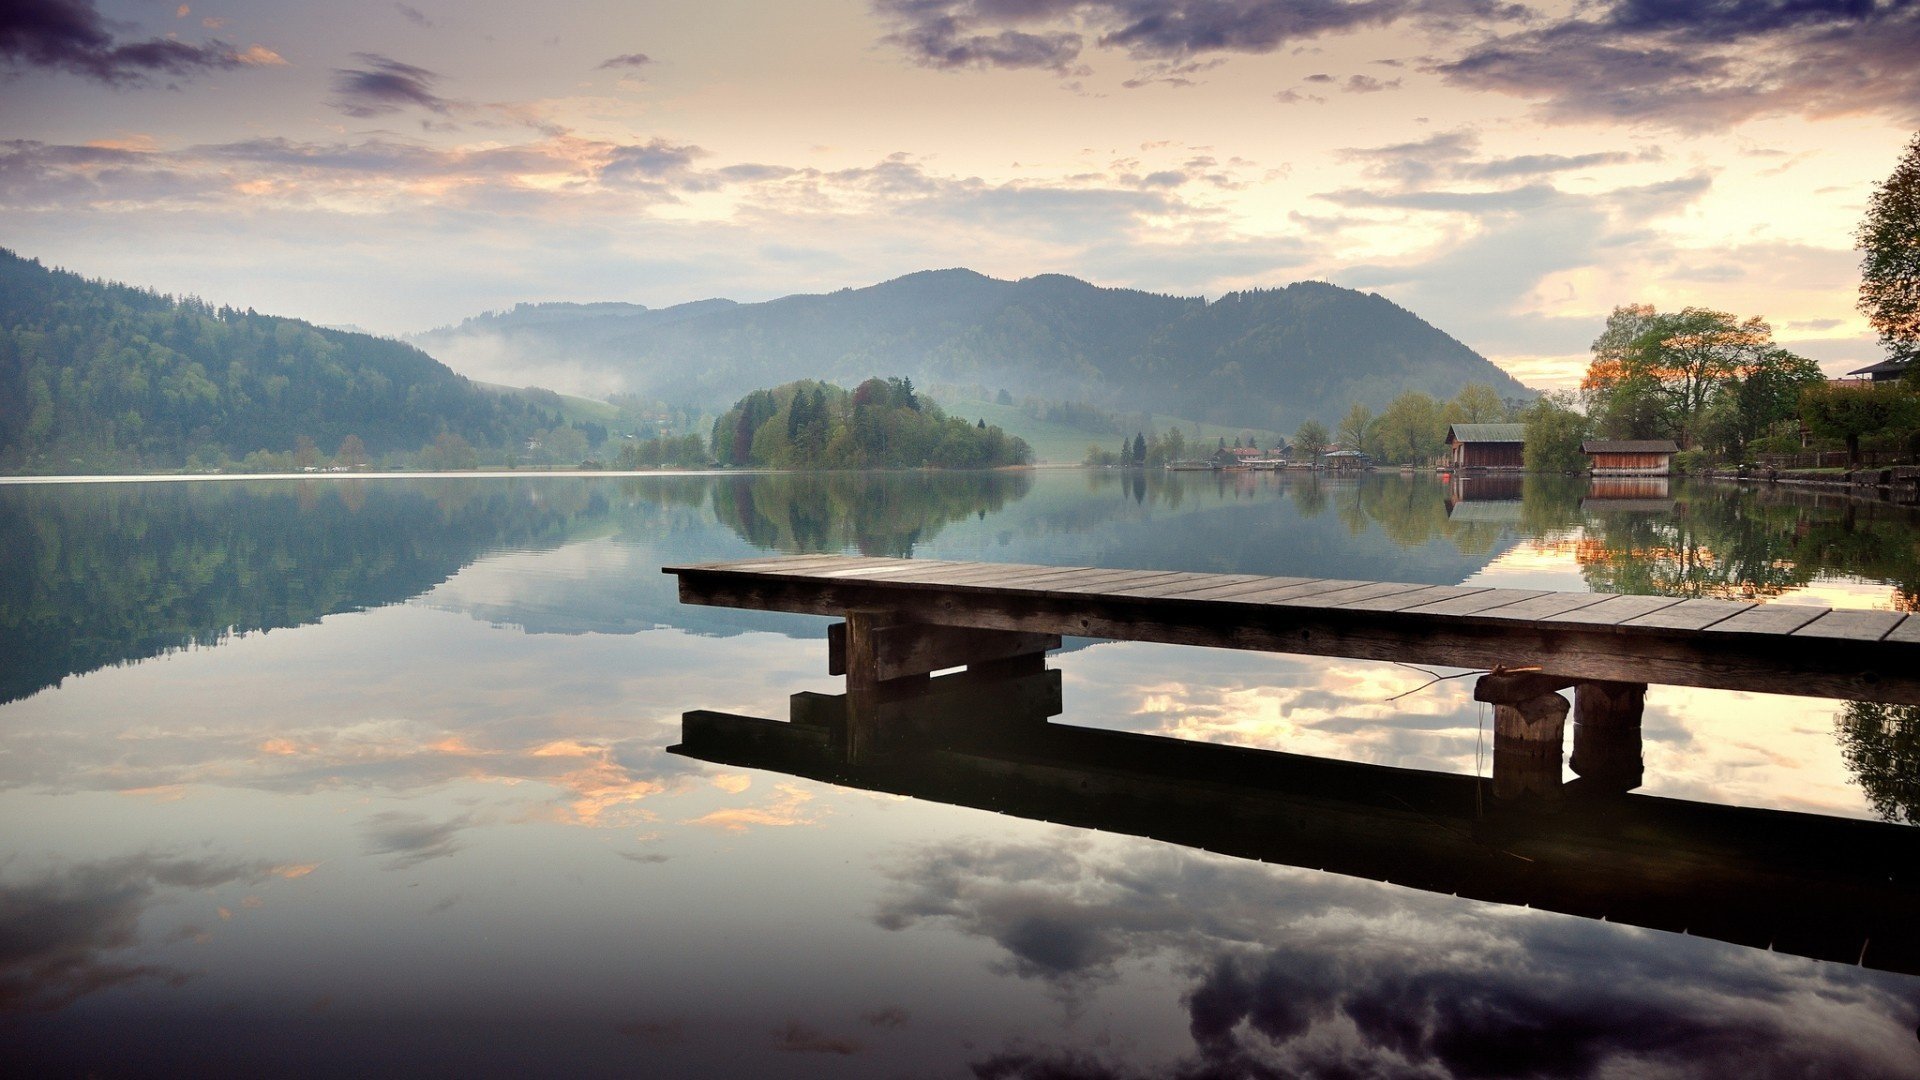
[3,470,1918,1077]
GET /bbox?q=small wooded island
[710,377,1032,469]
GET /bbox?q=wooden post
[841,610,927,762]
[1570,680,1646,793]
[1491,691,1569,801]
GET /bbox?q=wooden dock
[665,554,1920,779]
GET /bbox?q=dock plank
[1793,610,1907,641]
[1156,576,1330,601]
[1622,599,1754,631]
[1401,589,1549,618]
[1335,585,1476,612]
[1106,573,1270,598]
[1887,617,1920,645]
[1275,581,1441,609]
[1696,603,1827,636]
[1470,592,1613,622]
[1541,594,1686,626]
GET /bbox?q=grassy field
[940,397,1289,464]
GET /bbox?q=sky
[3,0,1918,390]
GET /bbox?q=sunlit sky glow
[5,0,1918,388]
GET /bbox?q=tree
[1582,304,1786,449]
[1858,131,1920,366]
[1132,431,1146,466]
[1445,383,1508,425]
[334,434,368,469]
[1711,347,1824,460]
[1800,381,1920,465]
[1337,403,1374,453]
[1372,391,1444,465]
[1293,420,1329,464]
[1521,393,1589,473]
[1836,701,1920,825]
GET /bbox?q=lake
[3,470,1918,1077]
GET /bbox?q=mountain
[412,270,1531,432]
[0,249,562,472]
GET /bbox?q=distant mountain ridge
[0,248,560,472]
[412,270,1531,432]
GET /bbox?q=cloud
[1435,2,1920,129]
[0,0,261,84]
[775,1019,865,1054]
[874,0,1084,73]
[329,52,454,118]
[598,52,653,69]
[0,854,277,1010]
[359,809,471,868]
[874,835,1920,1079]
[395,3,433,29]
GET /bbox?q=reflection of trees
[1578,486,1920,601]
[709,471,1032,557]
[0,480,597,704]
[1836,701,1920,825]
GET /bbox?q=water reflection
[5,472,1920,1076]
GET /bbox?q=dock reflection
[673,682,1920,976]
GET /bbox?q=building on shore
[1444,424,1526,470]
[1582,439,1680,476]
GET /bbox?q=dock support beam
[1570,680,1647,793]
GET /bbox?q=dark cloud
[330,53,454,118]
[875,0,1085,73]
[1094,0,1410,58]
[599,52,653,69]
[1436,3,1920,128]
[395,3,434,29]
[0,855,272,1010]
[0,0,250,84]
[359,810,470,868]
[881,835,1920,1080]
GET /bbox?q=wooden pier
[666,554,1920,970]
[666,554,1920,775]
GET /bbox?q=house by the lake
[1583,439,1680,476]
[1444,424,1525,470]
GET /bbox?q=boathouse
[1445,424,1525,470]
[1583,439,1679,476]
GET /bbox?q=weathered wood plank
[1275,580,1441,609]
[1041,570,1194,595]
[1703,603,1828,636]
[1470,591,1614,622]
[1146,575,1321,600]
[1401,589,1550,618]
[1541,594,1687,626]
[1621,598,1753,632]
[1213,577,1374,605]
[1104,572,1268,598]
[1793,610,1906,641]
[1335,584,1475,612]
[816,559,965,579]
[1887,616,1920,645]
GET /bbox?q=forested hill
[0,249,559,472]
[415,270,1530,432]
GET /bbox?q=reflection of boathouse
[1584,439,1679,476]
[1445,474,1524,522]
[1581,476,1675,514]
[1445,424,1525,470]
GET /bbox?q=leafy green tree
[1372,391,1444,465]
[1800,381,1920,465]
[1582,304,1794,449]
[1337,403,1374,453]
[1521,392,1589,473]
[1293,420,1329,464]
[1708,347,1824,460]
[334,434,368,469]
[1858,132,1920,366]
[1445,383,1508,425]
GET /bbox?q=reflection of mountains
[0,479,597,704]
[675,710,1920,976]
